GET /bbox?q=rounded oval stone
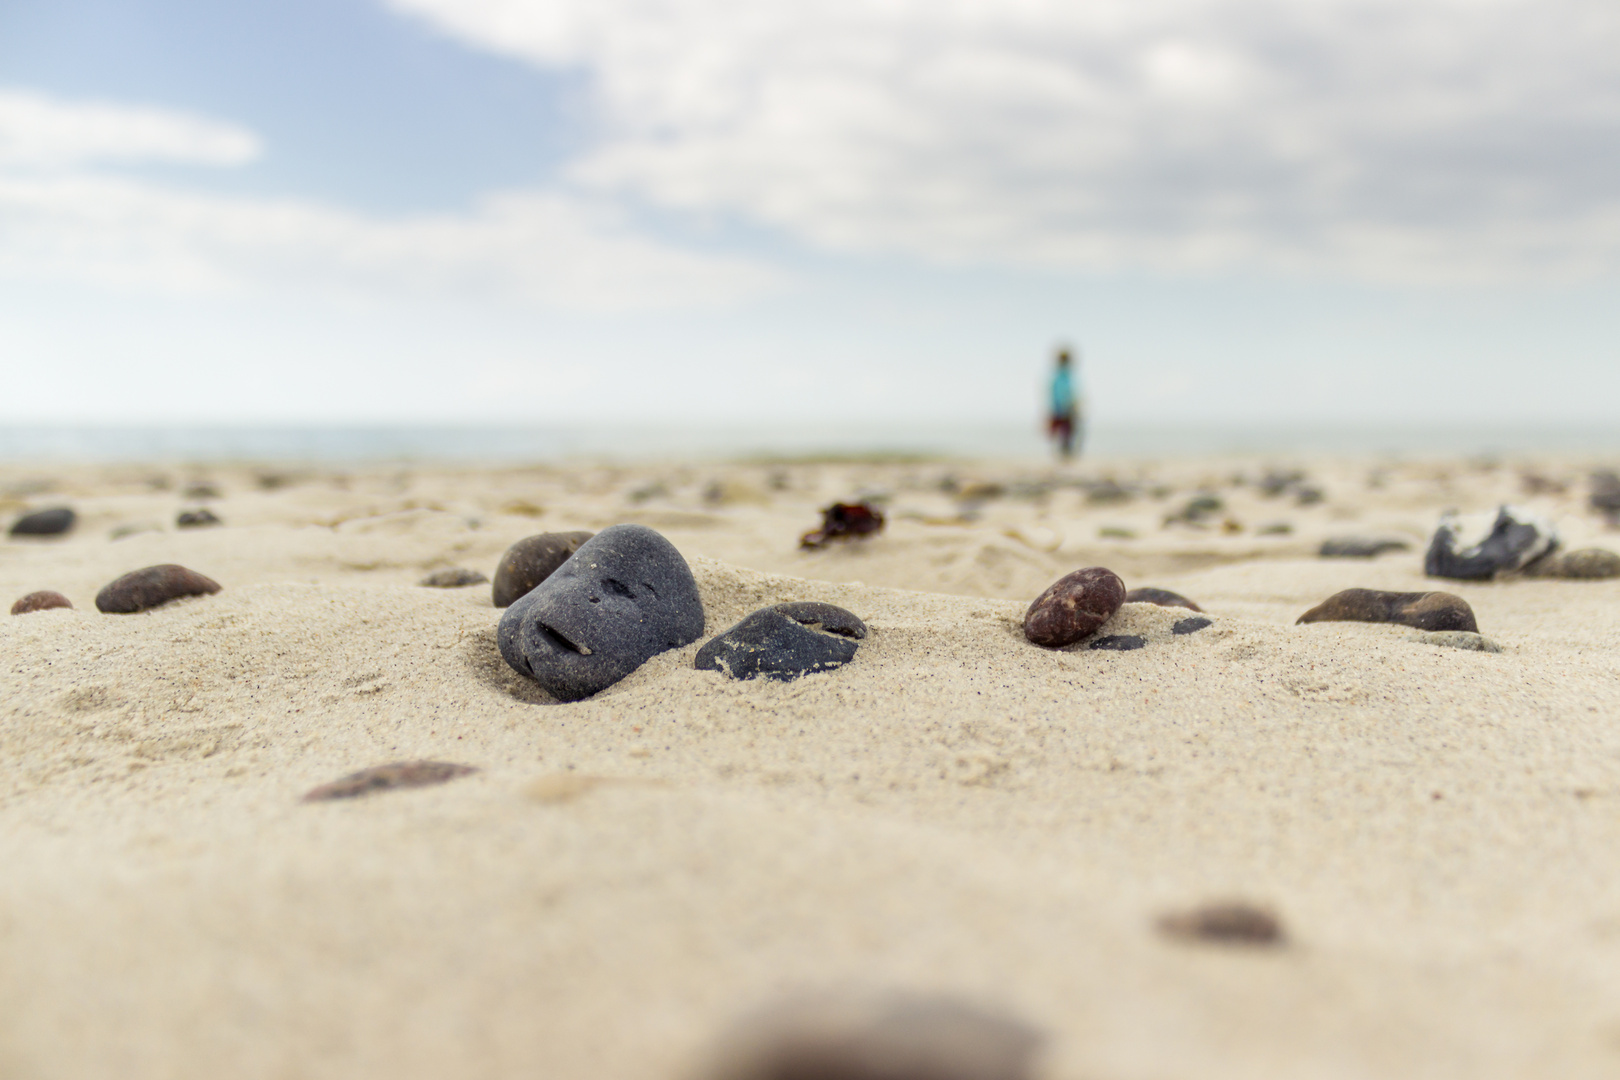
[497,524,704,702]
[696,602,866,681]
[1023,567,1126,647]
[1527,547,1620,580]
[11,590,72,615]
[95,564,222,613]
[9,507,75,537]
[1124,586,1201,611]
[1296,588,1477,633]
[491,530,594,607]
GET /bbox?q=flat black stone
[497,524,704,702]
[1319,537,1409,558]
[176,508,222,528]
[1172,616,1213,635]
[1089,634,1145,651]
[9,507,75,537]
[695,602,865,681]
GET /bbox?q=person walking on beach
[1047,347,1083,459]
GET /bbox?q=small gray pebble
[1172,616,1213,635]
[1413,630,1502,652]
[1089,634,1145,651]
[1319,537,1409,558]
[419,568,489,588]
[696,602,866,681]
[176,507,222,528]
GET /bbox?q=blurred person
[1047,347,1083,459]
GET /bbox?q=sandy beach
[4,454,1620,1079]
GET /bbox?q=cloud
[0,89,261,168]
[386,0,1620,281]
[0,87,775,309]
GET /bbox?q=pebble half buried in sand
[95,564,222,613]
[302,761,478,801]
[1425,505,1556,580]
[1297,588,1478,633]
[8,507,75,537]
[1124,586,1201,611]
[698,991,1043,1080]
[497,524,704,702]
[491,530,594,607]
[419,568,489,588]
[1521,547,1620,580]
[695,601,867,681]
[1157,901,1286,946]
[1023,567,1126,647]
[11,590,72,615]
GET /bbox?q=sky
[2,0,1619,430]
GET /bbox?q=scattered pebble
[1023,567,1126,647]
[699,991,1042,1080]
[1097,525,1137,540]
[491,530,594,607]
[1157,901,1285,946]
[1163,493,1222,526]
[1089,634,1145,651]
[1319,537,1410,558]
[301,761,477,801]
[1591,471,1620,523]
[800,502,886,548]
[1297,588,1478,633]
[175,507,222,528]
[1425,505,1557,580]
[696,601,866,681]
[1256,521,1293,536]
[9,507,75,537]
[1124,586,1201,611]
[419,568,489,588]
[1521,547,1620,580]
[1085,478,1132,504]
[182,481,221,499]
[1172,616,1213,635]
[1257,469,1305,497]
[95,564,222,614]
[1294,485,1325,506]
[1520,472,1566,496]
[1414,630,1501,652]
[10,590,71,615]
[497,524,705,702]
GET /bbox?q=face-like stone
[1296,588,1478,633]
[491,530,595,607]
[695,602,867,681]
[95,565,222,613]
[497,524,704,702]
[1023,567,1126,647]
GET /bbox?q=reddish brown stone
[10,590,72,615]
[1023,567,1126,647]
[800,502,886,549]
[302,761,478,802]
[95,564,221,613]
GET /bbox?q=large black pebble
[1425,505,1556,580]
[96,564,222,613]
[9,507,75,537]
[1089,634,1145,651]
[696,601,867,681]
[492,530,594,607]
[1172,616,1212,635]
[497,524,703,702]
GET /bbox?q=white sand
[3,456,1620,1079]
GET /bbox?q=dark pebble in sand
[1172,616,1213,635]
[700,991,1042,1080]
[1425,505,1556,580]
[1157,901,1285,946]
[491,530,594,607]
[498,524,705,702]
[1124,586,1201,611]
[181,481,221,499]
[800,501,886,548]
[1522,548,1620,580]
[1089,634,1145,651]
[11,590,72,615]
[95,564,222,613]
[9,507,75,537]
[1591,471,1620,519]
[419,568,489,588]
[696,601,866,681]
[1023,567,1126,647]
[1319,537,1409,558]
[301,761,478,801]
[1297,588,1478,633]
[176,507,222,528]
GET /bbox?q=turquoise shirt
[1051,367,1077,415]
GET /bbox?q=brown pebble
[1522,547,1620,580]
[302,761,478,801]
[700,991,1042,1080]
[1157,901,1285,946]
[419,567,489,588]
[1296,588,1477,633]
[11,590,72,615]
[1124,586,1202,611]
[492,530,594,607]
[95,564,222,613]
[1023,567,1126,647]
